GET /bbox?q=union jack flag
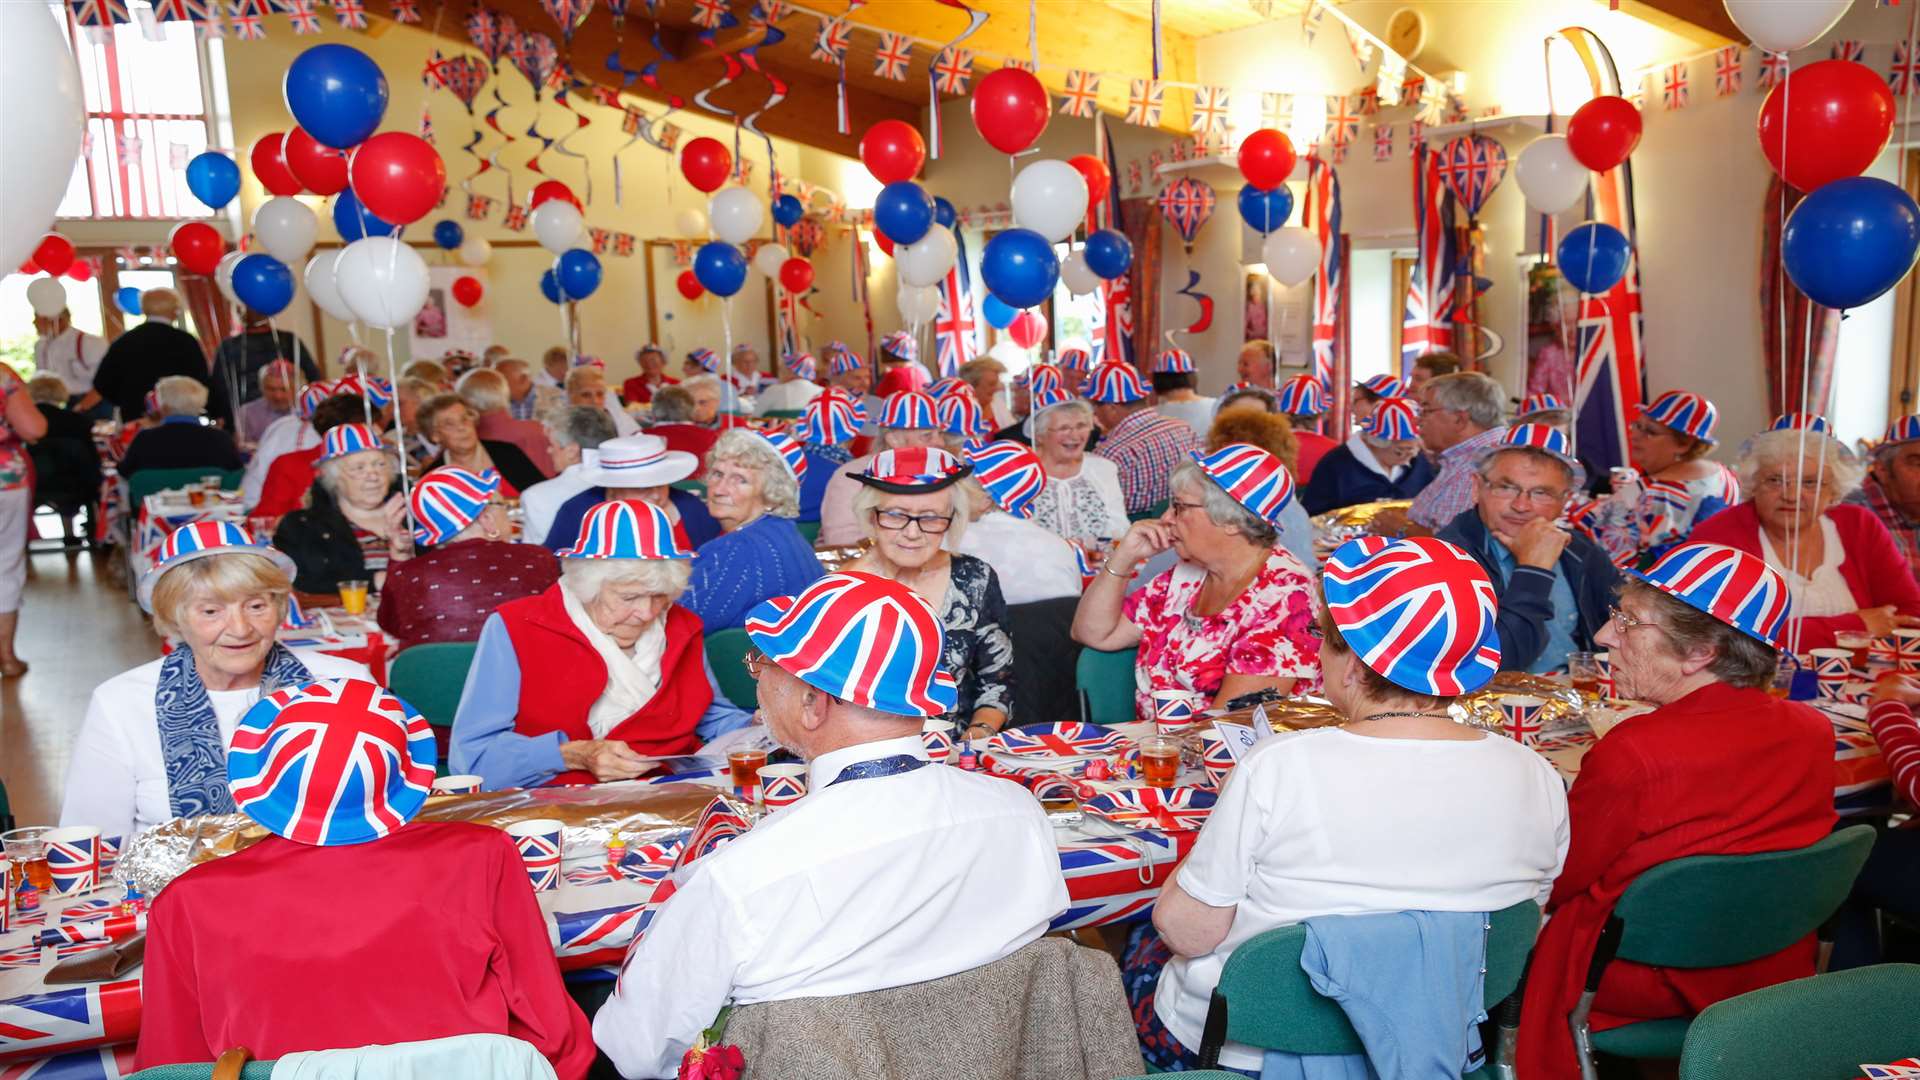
[1061,69,1101,117]
[1300,0,1324,44]
[152,0,194,18]
[1355,85,1380,116]
[563,840,680,885]
[613,232,636,256]
[554,902,651,960]
[674,797,751,869]
[1401,74,1425,107]
[1832,39,1865,62]
[1436,134,1508,218]
[933,229,978,377]
[193,1,225,37]
[1715,46,1742,96]
[1084,786,1217,832]
[466,194,494,220]
[1096,116,1134,365]
[1892,44,1917,96]
[873,32,912,80]
[1125,78,1164,126]
[68,0,130,30]
[1191,85,1231,133]
[1308,157,1342,396]
[1004,57,1036,72]
[811,15,849,63]
[932,47,972,94]
[228,0,268,38]
[1573,162,1646,475]
[0,978,142,1060]
[284,0,319,32]
[1758,50,1789,91]
[1324,94,1359,149]
[332,0,365,29]
[1662,63,1689,109]
[1407,119,1425,151]
[1262,91,1293,128]
[588,226,610,254]
[0,945,41,970]
[503,204,528,231]
[1373,123,1393,161]
[690,0,728,29]
[989,721,1131,758]
[389,0,420,23]
[1402,144,1456,371]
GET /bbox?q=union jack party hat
[1769,413,1831,435]
[320,423,384,462]
[1017,364,1065,396]
[261,358,297,385]
[880,389,939,430]
[1154,348,1196,374]
[745,572,959,718]
[1030,383,1078,418]
[854,446,972,493]
[689,347,720,374]
[1056,347,1092,373]
[298,379,336,418]
[880,330,918,362]
[409,466,501,547]
[562,499,691,560]
[745,427,809,484]
[1358,374,1405,399]
[1323,536,1503,696]
[1190,443,1296,525]
[1086,363,1148,404]
[1882,415,1920,446]
[1639,390,1720,445]
[1517,392,1567,418]
[1275,374,1328,417]
[1487,423,1579,471]
[333,372,395,409]
[802,390,866,446]
[1631,542,1791,646]
[929,377,970,401]
[964,441,1046,519]
[1362,398,1421,442]
[937,393,993,439]
[828,347,865,376]
[139,520,297,612]
[782,352,818,381]
[227,678,438,847]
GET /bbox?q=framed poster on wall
[408,266,490,362]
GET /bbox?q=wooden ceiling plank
[1615,0,1738,48]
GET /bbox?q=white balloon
[674,207,709,238]
[708,187,765,246]
[1723,0,1853,52]
[0,4,85,273]
[897,224,957,288]
[1514,135,1590,214]
[458,236,492,267]
[897,283,940,323]
[1011,159,1090,244]
[253,196,318,264]
[532,200,585,255]
[214,251,245,303]
[753,241,790,278]
[989,340,1029,367]
[304,251,355,323]
[1262,227,1320,287]
[1061,249,1101,296]
[335,237,430,330]
[26,276,68,318]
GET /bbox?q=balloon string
[721,296,736,417]
[1777,51,1792,420]
[384,327,414,533]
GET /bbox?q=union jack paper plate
[988,722,1132,760]
[1081,785,1218,832]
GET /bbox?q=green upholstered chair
[1676,963,1920,1080]
[705,626,758,711]
[386,642,478,777]
[1075,645,1138,727]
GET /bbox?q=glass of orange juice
[1138,736,1182,790]
[337,579,370,615]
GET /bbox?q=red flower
[678,1044,745,1080]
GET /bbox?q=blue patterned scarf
[154,643,314,820]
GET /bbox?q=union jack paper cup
[432,774,483,795]
[1809,648,1853,700]
[1872,634,1901,667]
[1594,652,1616,700]
[1152,689,1203,734]
[506,819,563,893]
[1897,629,1920,672]
[1496,695,1546,747]
[921,723,955,765]
[1198,731,1236,790]
[2,857,12,934]
[43,827,100,896]
[757,764,809,810]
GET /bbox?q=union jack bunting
[1401,74,1425,106]
[1407,119,1425,151]
[1715,46,1742,96]
[389,0,420,22]
[1402,144,1456,370]
[466,194,494,220]
[68,0,130,30]
[1061,69,1102,117]
[1126,78,1165,126]
[932,48,973,94]
[1758,50,1789,91]
[1831,39,1865,62]
[1892,44,1917,96]
[621,104,644,134]
[332,0,366,29]
[613,232,636,256]
[1083,786,1217,832]
[193,0,225,38]
[1262,91,1294,129]
[1168,138,1191,163]
[589,226,610,254]
[1191,85,1231,133]
[228,0,269,38]
[503,204,528,231]
[1373,123,1394,161]
[285,0,319,32]
[810,15,849,62]
[1355,86,1380,115]
[152,0,194,19]
[1126,160,1143,193]
[656,120,683,151]
[1300,0,1324,44]
[1004,57,1035,72]
[690,0,728,28]
[1662,63,1689,109]
[1325,536,1502,695]
[873,32,912,80]
[988,721,1131,758]
[671,240,693,266]
[934,228,978,376]
[1324,94,1360,148]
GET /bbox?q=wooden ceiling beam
[1614,0,1739,48]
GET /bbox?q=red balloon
[31,234,74,277]
[1007,309,1048,349]
[779,257,814,293]
[169,221,225,276]
[451,275,484,308]
[283,127,348,195]
[1758,60,1897,192]
[970,68,1050,155]
[529,179,581,211]
[17,259,38,275]
[1068,154,1111,208]
[676,269,705,300]
[859,120,926,184]
[250,132,303,197]
[348,132,447,225]
[681,137,732,193]
[64,260,93,283]
[1566,96,1641,173]
[1237,129,1296,190]
[873,231,895,258]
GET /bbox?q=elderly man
[237,359,296,447]
[1235,340,1277,389]
[521,406,617,546]
[1849,415,1920,585]
[565,362,642,436]
[92,288,208,420]
[1437,426,1620,674]
[460,368,556,478]
[498,356,562,422]
[592,573,1069,1079]
[536,346,570,390]
[621,344,677,405]
[32,299,107,416]
[756,351,825,416]
[1407,371,1509,529]
[1089,364,1201,515]
[959,357,1008,428]
[211,307,320,423]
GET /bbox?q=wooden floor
[2,529,161,827]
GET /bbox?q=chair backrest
[128,467,243,509]
[386,643,479,731]
[0,774,12,833]
[795,519,822,543]
[1128,500,1170,522]
[1678,964,1920,1080]
[1216,901,1541,1056]
[761,408,806,420]
[129,1061,275,1079]
[1075,645,1139,726]
[705,626,758,710]
[1612,826,1875,969]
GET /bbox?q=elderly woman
[451,499,754,789]
[60,522,368,840]
[842,447,1014,741]
[1575,389,1739,567]
[540,433,716,555]
[679,428,824,630]
[1073,444,1322,718]
[1027,395,1129,543]
[1687,421,1920,648]
[1204,410,1319,571]
[796,389,863,522]
[118,375,243,477]
[1518,543,1836,1078]
[272,424,412,594]
[956,440,1083,605]
[459,368,556,477]
[378,467,560,647]
[1299,397,1435,515]
[420,391,544,496]
[1349,373,1403,425]
[1213,383,1280,420]
[1127,535,1568,1073]
[819,389,945,545]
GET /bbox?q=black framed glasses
[872,509,954,534]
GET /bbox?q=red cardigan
[1292,430,1337,485]
[1687,502,1920,649]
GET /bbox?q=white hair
[1737,428,1866,501]
[1032,398,1094,440]
[1171,461,1277,546]
[559,557,692,604]
[155,375,209,418]
[850,481,972,550]
[710,427,801,518]
[456,368,511,414]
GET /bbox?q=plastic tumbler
[1139,736,1182,789]
[337,579,370,616]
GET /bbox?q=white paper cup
[432,774,483,794]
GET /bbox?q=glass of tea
[1138,736,1182,790]
[1,827,54,893]
[1567,651,1601,696]
[728,748,770,799]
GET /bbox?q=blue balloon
[556,249,602,300]
[540,268,566,304]
[981,294,1017,329]
[231,254,295,316]
[284,44,390,150]
[933,196,958,230]
[432,219,464,250]
[1554,222,1631,295]
[980,228,1060,310]
[1783,177,1920,311]
[693,241,749,298]
[772,193,805,229]
[332,188,398,242]
[185,152,240,210]
[1237,185,1294,234]
[874,181,935,246]
[1083,228,1133,280]
[115,286,142,315]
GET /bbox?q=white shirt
[59,650,372,843]
[593,735,1069,1079]
[1155,396,1218,439]
[755,378,824,416]
[34,326,107,391]
[956,511,1083,605]
[603,390,642,437]
[1345,430,1408,481]
[519,458,597,546]
[536,368,567,391]
[1159,727,1569,1070]
[1757,515,1856,618]
[243,413,321,509]
[1028,454,1130,543]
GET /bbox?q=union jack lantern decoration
[964,440,1046,519]
[466,6,508,69]
[564,499,691,560]
[1156,177,1216,251]
[410,467,501,547]
[1275,374,1328,417]
[1086,362,1147,404]
[801,391,866,446]
[509,30,559,100]
[1436,134,1509,219]
[1632,543,1791,646]
[1190,443,1296,525]
[1323,536,1503,697]
[744,572,959,719]
[1639,389,1720,445]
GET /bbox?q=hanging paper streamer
[639,0,685,111]
[538,0,592,47]
[603,0,643,92]
[1156,177,1216,254]
[470,7,520,205]
[551,64,596,203]
[813,16,852,134]
[511,31,560,178]
[689,1,743,121]
[1151,0,1162,79]
[926,0,989,159]
[1174,269,1213,334]
[739,2,790,195]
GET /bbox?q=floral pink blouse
[1122,546,1322,720]
[0,367,29,493]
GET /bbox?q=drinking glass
[337,579,370,615]
[1567,651,1601,695]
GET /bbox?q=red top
[1292,430,1337,485]
[376,538,560,648]
[254,444,323,519]
[476,411,557,479]
[649,422,719,475]
[621,373,677,405]
[1687,502,1920,649]
[134,821,595,1079]
[1516,682,1837,1078]
[1867,698,1920,809]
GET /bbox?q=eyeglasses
[744,649,768,679]
[1484,481,1569,505]
[872,509,954,534]
[1607,606,1666,634]
[1166,498,1207,517]
[1628,419,1674,440]
[1757,475,1828,493]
